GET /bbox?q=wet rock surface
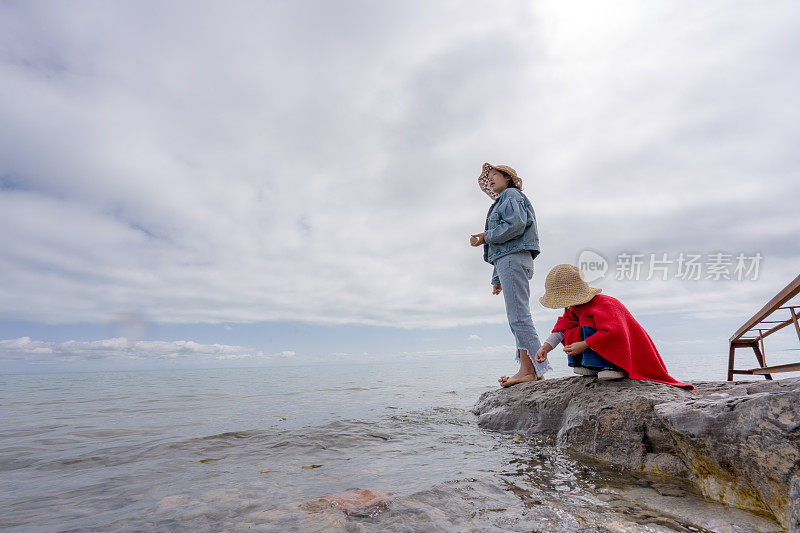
[472,376,800,530]
[282,471,781,532]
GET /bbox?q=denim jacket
[483,188,540,285]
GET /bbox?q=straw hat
[539,264,602,309]
[478,163,523,199]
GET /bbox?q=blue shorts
[567,326,623,370]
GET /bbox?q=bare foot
[500,369,547,384]
[499,373,538,387]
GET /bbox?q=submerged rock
[472,376,800,530]
[302,488,391,518]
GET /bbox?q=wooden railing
[728,274,800,380]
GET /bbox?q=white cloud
[468,334,481,341]
[0,1,797,334]
[0,336,283,363]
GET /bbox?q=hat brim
[538,288,602,309]
[478,163,499,199]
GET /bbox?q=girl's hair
[498,170,518,190]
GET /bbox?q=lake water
[0,356,784,532]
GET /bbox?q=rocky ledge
[472,376,800,530]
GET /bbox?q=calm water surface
[0,357,782,532]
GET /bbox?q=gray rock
[791,476,800,532]
[472,376,800,530]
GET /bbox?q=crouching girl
[534,264,693,389]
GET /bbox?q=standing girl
[470,163,550,386]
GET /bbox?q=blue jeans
[494,250,551,376]
[567,326,623,370]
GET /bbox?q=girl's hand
[535,345,549,363]
[470,233,486,246]
[492,283,502,295]
[563,341,589,356]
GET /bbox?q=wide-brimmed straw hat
[478,163,523,199]
[539,264,602,309]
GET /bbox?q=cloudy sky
[1,0,799,373]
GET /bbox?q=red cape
[552,294,693,389]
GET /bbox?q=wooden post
[791,307,800,343]
[751,343,773,380]
[727,343,736,381]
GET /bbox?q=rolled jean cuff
[534,357,551,375]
